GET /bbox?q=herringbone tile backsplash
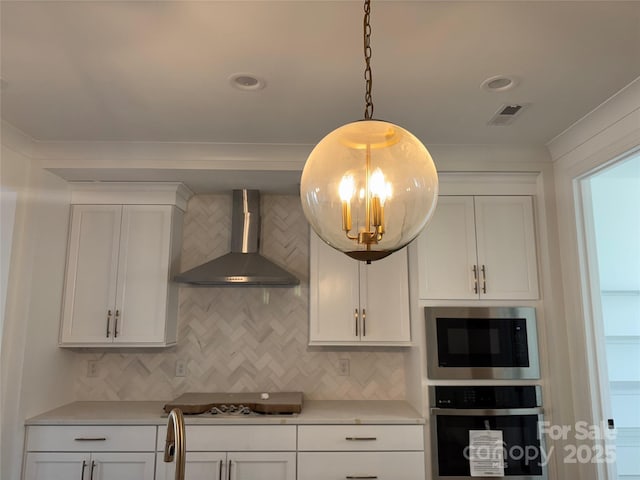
[75,194,406,401]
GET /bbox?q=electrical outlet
[338,359,350,376]
[87,360,98,377]
[175,360,187,377]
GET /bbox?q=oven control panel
[433,385,541,409]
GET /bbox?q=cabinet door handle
[481,264,487,294]
[346,476,378,479]
[74,437,107,442]
[114,310,120,338]
[362,308,366,337]
[106,310,112,338]
[80,460,87,480]
[227,460,233,480]
[218,460,223,480]
[472,265,478,294]
[89,460,96,480]
[345,436,377,441]
[354,309,359,337]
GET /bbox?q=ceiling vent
[488,103,528,126]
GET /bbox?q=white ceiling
[1,1,640,190]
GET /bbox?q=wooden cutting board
[163,392,303,415]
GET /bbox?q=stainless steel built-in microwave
[426,306,540,380]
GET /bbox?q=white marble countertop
[26,400,425,426]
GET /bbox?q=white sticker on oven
[468,430,505,477]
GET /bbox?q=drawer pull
[346,476,378,479]
[345,436,377,441]
[74,437,107,442]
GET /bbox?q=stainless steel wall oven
[426,306,540,380]
[430,385,547,480]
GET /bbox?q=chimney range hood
[174,190,300,287]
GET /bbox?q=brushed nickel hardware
[114,310,120,338]
[345,436,377,441]
[90,460,96,480]
[106,310,112,338]
[74,437,106,441]
[164,408,186,480]
[346,476,378,479]
[481,264,487,293]
[355,308,359,336]
[472,265,478,294]
[362,308,366,336]
[80,460,86,480]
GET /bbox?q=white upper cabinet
[418,196,539,300]
[309,231,411,345]
[59,183,190,347]
[60,205,123,344]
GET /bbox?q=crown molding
[69,181,194,211]
[1,120,38,158]
[29,140,313,172]
[547,76,640,165]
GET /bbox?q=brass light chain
[363,0,374,120]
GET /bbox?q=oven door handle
[431,407,544,416]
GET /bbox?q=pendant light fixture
[300,0,439,262]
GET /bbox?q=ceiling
[2,1,640,190]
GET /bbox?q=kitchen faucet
[164,408,186,480]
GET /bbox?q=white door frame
[575,168,619,480]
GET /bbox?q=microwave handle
[431,407,544,416]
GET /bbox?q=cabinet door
[309,231,360,344]
[155,452,225,480]
[92,452,155,480]
[24,452,89,480]
[60,205,122,344]
[360,248,411,343]
[298,452,425,480]
[474,196,539,300]
[228,452,296,480]
[417,196,478,300]
[114,205,174,344]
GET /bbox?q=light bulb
[339,175,355,202]
[369,168,387,203]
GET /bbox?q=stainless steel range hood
[174,190,300,287]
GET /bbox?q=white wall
[0,123,76,480]
[549,77,640,480]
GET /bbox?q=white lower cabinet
[297,425,425,480]
[155,451,296,480]
[24,426,157,480]
[155,425,297,480]
[25,452,155,480]
[298,452,425,480]
[24,421,424,480]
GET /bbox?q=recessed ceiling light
[229,73,266,91]
[481,75,518,92]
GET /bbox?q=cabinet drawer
[156,425,296,451]
[298,452,425,480]
[297,425,423,451]
[26,425,157,452]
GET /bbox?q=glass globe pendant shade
[300,119,439,262]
